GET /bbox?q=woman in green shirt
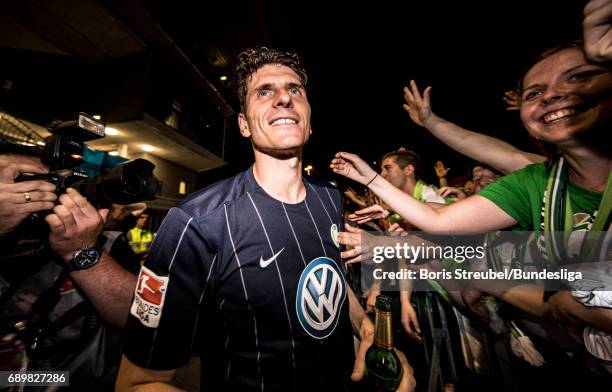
[331,43,612,337]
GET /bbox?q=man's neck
[252,150,306,204]
[401,177,418,196]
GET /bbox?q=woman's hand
[331,152,378,185]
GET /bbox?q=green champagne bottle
[365,295,403,391]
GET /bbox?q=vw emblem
[296,257,347,339]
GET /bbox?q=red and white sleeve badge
[130,266,169,328]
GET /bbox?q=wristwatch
[66,246,102,271]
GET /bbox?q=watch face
[72,247,101,270]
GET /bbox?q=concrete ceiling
[87,114,224,172]
[0,0,228,172]
[0,0,145,61]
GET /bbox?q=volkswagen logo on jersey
[296,257,347,339]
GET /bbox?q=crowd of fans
[0,0,610,391]
[333,1,612,388]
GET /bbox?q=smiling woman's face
[520,47,612,146]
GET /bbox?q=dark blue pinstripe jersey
[122,167,356,391]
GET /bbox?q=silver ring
[24,192,32,203]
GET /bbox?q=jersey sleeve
[122,206,216,370]
[477,165,536,229]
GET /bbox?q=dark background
[0,0,588,186]
[142,0,586,184]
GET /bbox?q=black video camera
[16,113,159,208]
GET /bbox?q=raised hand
[330,152,377,185]
[502,90,521,111]
[348,204,390,225]
[403,80,435,127]
[434,161,450,178]
[583,0,612,64]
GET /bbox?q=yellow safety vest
[128,227,153,254]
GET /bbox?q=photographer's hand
[0,162,56,236]
[46,188,109,261]
[46,188,137,329]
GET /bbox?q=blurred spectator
[462,179,476,196]
[472,164,501,193]
[127,212,153,264]
[381,149,448,206]
[103,203,147,274]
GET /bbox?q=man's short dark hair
[235,47,308,113]
[382,150,422,180]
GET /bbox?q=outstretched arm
[331,152,516,233]
[403,80,544,174]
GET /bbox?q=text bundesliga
[374,268,583,282]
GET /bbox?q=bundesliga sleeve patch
[130,266,169,328]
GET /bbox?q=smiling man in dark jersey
[116,47,414,392]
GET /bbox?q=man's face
[238,64,311,155]
[381,157,412,190]
[136,214,149,228]
[472,166,498,192]
[520,47,612,146]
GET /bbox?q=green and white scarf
[541,157,612,267]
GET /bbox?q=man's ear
[238,113,251,137]
[309,127,312,135]
[403,164,415,177]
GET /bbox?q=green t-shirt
[478,163,602,231]
[413,180,453,204]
